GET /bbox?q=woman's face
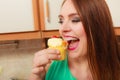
[59,0,87,59]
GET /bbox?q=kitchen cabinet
[0,0,62,41]
[0,0,41,41]
[39,0,120,37]
[0,0,37,33]
[39,0,63,38]
[106,0,120,36]
[40,0,63,30]
[106,0,120,27]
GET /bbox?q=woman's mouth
[67,38,80,50]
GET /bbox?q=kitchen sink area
[0,39,46,80]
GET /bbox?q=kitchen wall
[0,39,46,80]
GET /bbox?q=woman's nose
[60,22,71,33]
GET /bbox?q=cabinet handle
[46,0,50,22]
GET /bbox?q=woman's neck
[68,54,88,67]
[68,57,92,80]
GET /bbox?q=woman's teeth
[67,39,79,44]
[71,40,77,43]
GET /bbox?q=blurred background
[0,0,120,80]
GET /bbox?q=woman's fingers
[31,66,46,80]
[32,67,44,74]
[35,48,60,56]
[33,49,61,67]
[30,49,61,80]
[33,53,61,67]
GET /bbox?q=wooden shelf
[114,27,120,36]
[0,31,41,41]
[41,30,60,38]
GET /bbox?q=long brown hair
[67,0,120,80]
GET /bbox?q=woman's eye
[72,18,80,23]
[58,20,63,24]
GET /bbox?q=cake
[47,37,67,60]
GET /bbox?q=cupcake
[47,37,67,60]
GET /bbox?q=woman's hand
[29,48,61,80]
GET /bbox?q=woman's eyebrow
[68,13,79,17]
[58,13,79,18]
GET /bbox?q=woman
[30,0,120,80]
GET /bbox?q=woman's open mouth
[67,38,80,50]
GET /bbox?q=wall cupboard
[0,0,41,41]
[39,0,63,38]
[106,0,120,36]
[106,0,120,27]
